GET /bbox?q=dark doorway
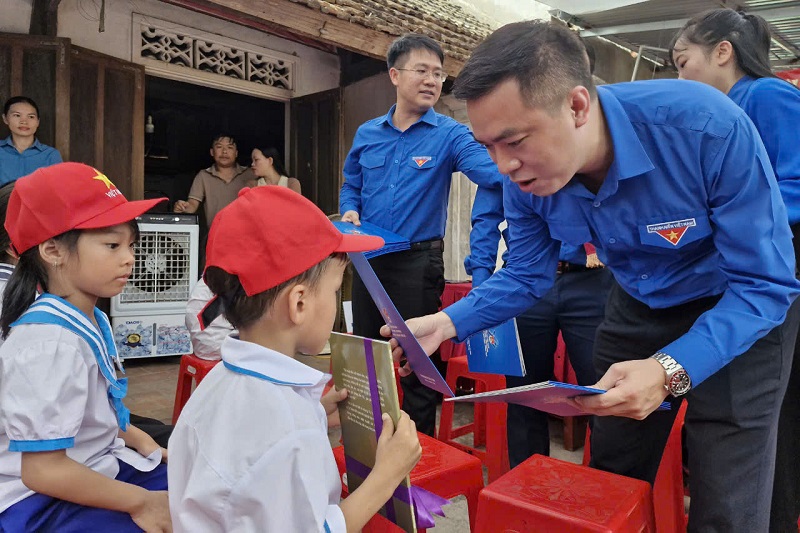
[143,76,285,212]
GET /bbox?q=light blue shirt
[446,79,800,386]
[0,137,62,186]
[728,76,800,224]
[340,105,503,243]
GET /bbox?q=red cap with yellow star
[5,162,167,254]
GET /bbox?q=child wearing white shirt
[0,163,170,531]
[168,186,421,532]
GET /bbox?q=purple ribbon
[345,455,450,529]
[358,338,449,529]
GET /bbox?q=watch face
[669,370,692,396]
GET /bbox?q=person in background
[671,10,800,530]
[173,134,254,227]
[168,186,421,532]
[339,33,504,436]
[251,147,301,194]
[0,96,62,187]
[0,163,169,532]
[467,180,611,467]
[184,277,235,361]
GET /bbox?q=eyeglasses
[395,68,448,83]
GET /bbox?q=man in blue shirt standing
[396,21,800,530]
[339,34,503,435]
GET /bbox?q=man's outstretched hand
[379,312,457,376]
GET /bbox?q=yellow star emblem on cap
[92,170,116,190]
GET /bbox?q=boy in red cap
[168,186,422,532]
[0,162,170,532]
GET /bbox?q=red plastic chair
[474,454,656,533]
[437,355,510,483]
[439,281,472,361]
[583,401,688,533]
[334,431,485,531]
[172,353,221,423]
[553,333,589,451]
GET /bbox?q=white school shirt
[0,305,161,512]
[168,336,346,532]
[185,278,236,361]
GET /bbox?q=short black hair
[211,133,237,147]
[3,96,39,117]
[387,34,445,69]
[453,21,595,109]
[204,253,347,330]
[670,8,777,81]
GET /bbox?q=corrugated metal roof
[547,0,800,70]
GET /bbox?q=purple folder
[348,252,454,397]
[445,381,671,417]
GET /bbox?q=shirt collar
[727,75,755,106]
[380,104,439,129]
[221,336,329,390]
[597,86,655,183]
[0,136,44,151]
[206,163,248,180]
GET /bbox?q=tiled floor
[123,353,584,532]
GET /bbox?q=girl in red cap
[0,162,171,532]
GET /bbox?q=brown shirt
[188,164,255,224]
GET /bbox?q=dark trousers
[591,281,800,532]
[352,248,445,436]
[770,223,800,532]
[507,267,612,467]
[129,413,173,448]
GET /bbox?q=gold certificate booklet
[330,332,417,532]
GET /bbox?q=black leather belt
[410,239,444,251]
[557,261,592,274]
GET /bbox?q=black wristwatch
[651,352,691,396]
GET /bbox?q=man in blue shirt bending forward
[396,21,800,531]
[339,34,503,435]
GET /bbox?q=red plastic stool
[172,353,221,423]
[437,355,510,482]
[584,401,688,533]
[334,431,485,530]
[474,454,656,533]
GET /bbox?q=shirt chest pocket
[359,154,386,191]
[547,221,593,247]
[638,213,712,251]
[406,156,436,172]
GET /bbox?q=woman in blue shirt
[0,96,62,187]
[671,10,800,531]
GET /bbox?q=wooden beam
[29,0,62,36]
[162,0,465,77]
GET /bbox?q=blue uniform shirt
[464,184,585,287]
[0,137,62,187]
[446,79,800,386]
[340,105,503,243]
[728,76,800,225]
